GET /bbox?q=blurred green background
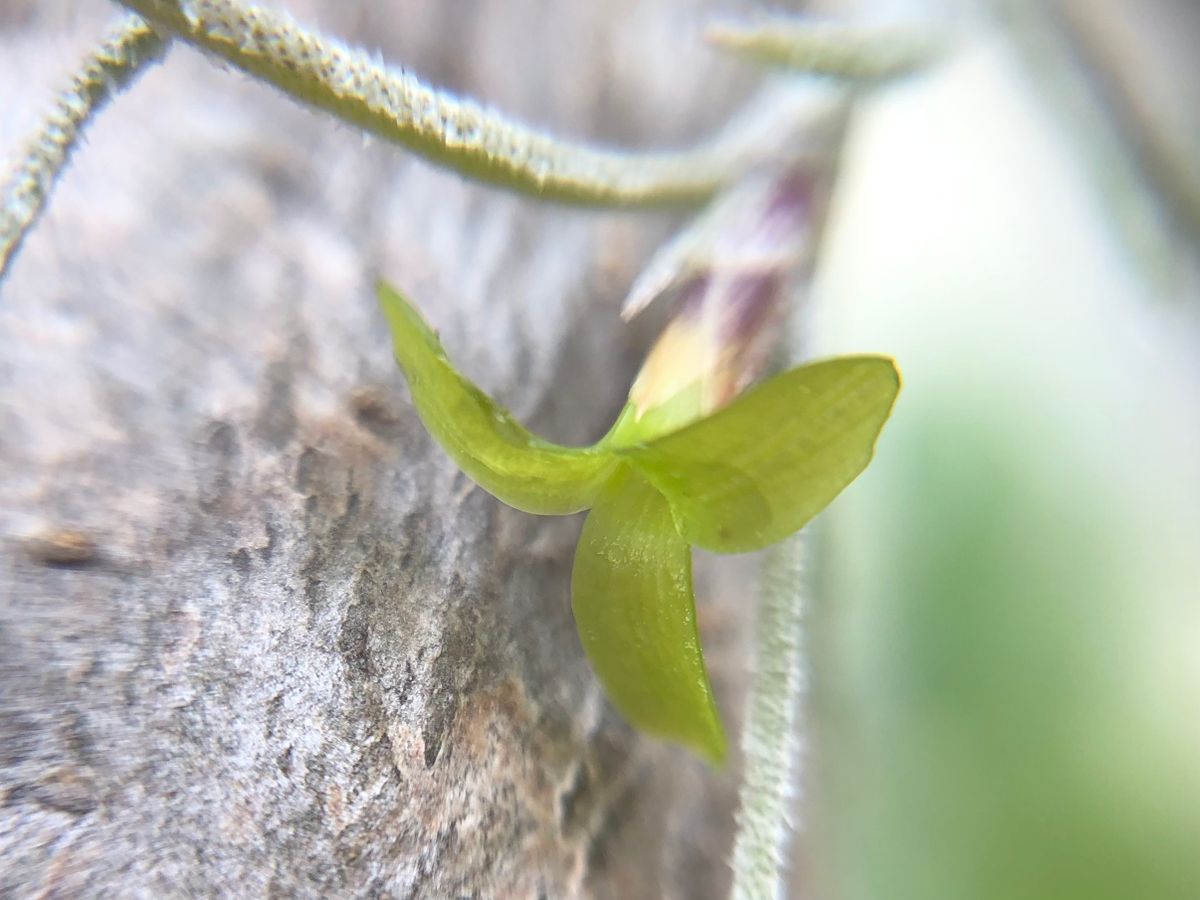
[806,20,1200,900]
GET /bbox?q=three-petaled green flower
[378,282,899,763]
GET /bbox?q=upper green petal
[571,464,726,764]
[378,282,617,515]
[620,355,901,553]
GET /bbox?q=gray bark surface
[0,2,757,896]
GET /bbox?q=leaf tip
[374,277,407,313]
[874,353,903,414]
[847,352,903,414]
[694,712,729,767]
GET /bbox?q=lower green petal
[571,464,726,764]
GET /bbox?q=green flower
[378,282,899,763]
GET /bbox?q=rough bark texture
[0,2,758,896]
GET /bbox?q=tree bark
[0,2,757,896]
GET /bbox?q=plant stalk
[730,532,807,900]
[114,0,809,208]
[0,14,167,282]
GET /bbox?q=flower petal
[621,355,900,553]
[378,282,616,514]
[571,464,726,763]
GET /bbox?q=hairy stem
[730,532,807,900]
[0,14,167,282]
[114,0,804,207]
[708,16,942,81]
[724,97,850,900]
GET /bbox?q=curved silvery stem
[2,2,926,282]
[0,14,168,282]
[114,0,819,208]
[707,15,944,81]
